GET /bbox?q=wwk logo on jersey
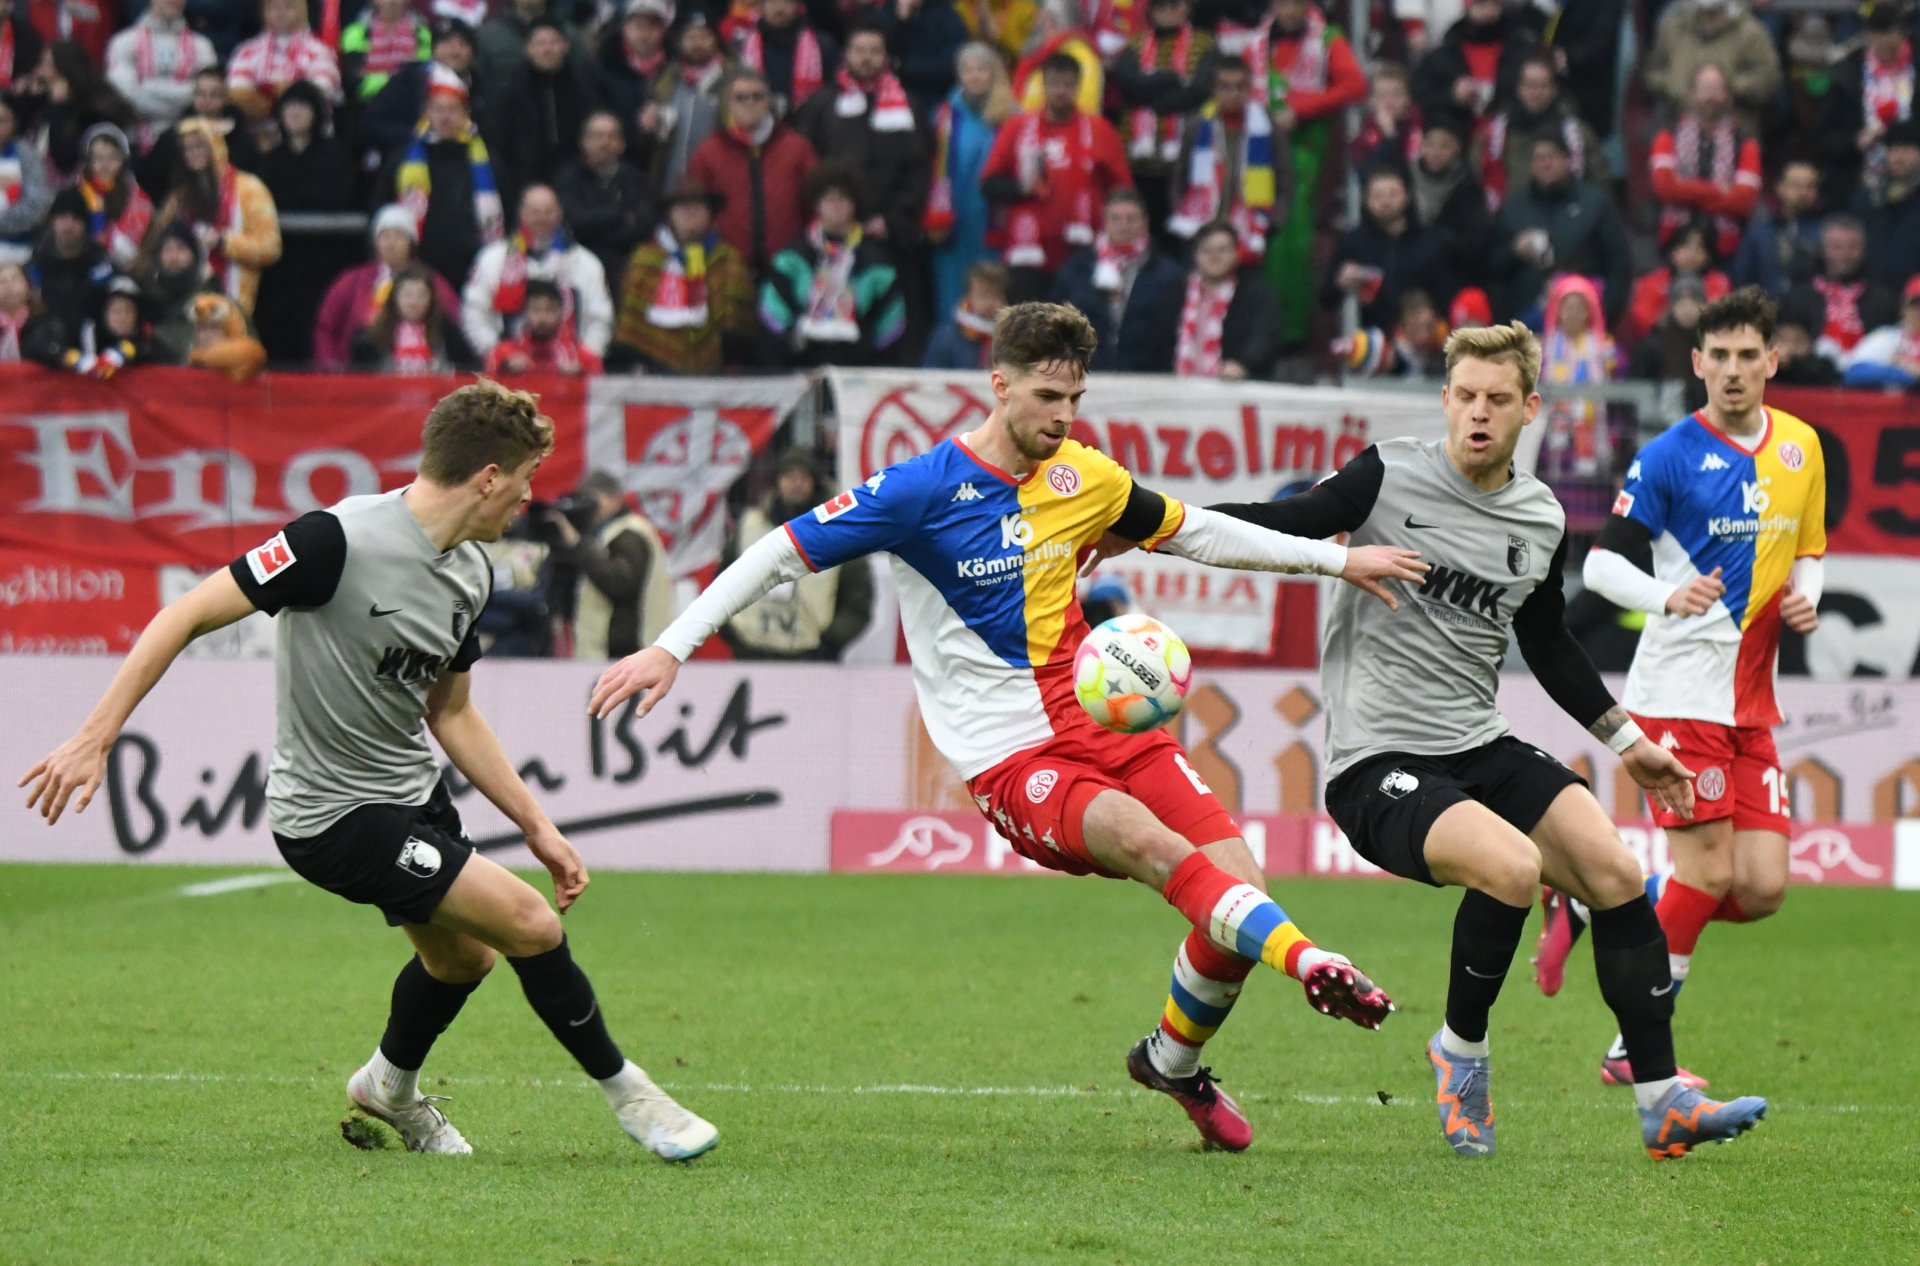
[1421,563,1508,619]
[245,532,297,585]
[1000,513,1035,550]
[814,490,859,523]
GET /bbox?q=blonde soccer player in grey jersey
[21,381,717,1163]
[1200,324,1771,1160]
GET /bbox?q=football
[1073,614,1193,734]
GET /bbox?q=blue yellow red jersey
[1613,408,1826,727]
[785,437,1184,777]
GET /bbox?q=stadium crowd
[0,0,1914,389]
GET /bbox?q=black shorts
[1325,736,1587,886]
[275,780,475,927]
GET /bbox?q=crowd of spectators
[0,0,1915,392]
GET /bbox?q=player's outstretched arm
[20,569,259,825]
[589,528,812,719]
[1160,506,1428,609]
[428,670,588,910]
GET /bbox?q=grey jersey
[228,491,491,837]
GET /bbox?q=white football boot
[609,1065,720,1162]
[347,1064,473,1155]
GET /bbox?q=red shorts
[965,724,1239,877]
[1629,713,1790,833]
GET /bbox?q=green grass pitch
[3,864,1917,1265]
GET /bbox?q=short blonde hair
[420,379,555,485]
[1444,320,1542,398]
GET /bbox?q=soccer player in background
[1197,323,1769,1159]
[589,302,1427,1153]
[21,382,718,1162]
[1535,288,1825,1089]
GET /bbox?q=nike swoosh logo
[1404,515,1441,531]
[568,1001,598,1027]
[1462,965,1506,980]
[1651,982,1676,997]
[369,603,402,618]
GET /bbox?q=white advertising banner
[826,370,1546,652]
[3,658,1916,889]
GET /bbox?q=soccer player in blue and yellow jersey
[1541,288,1828,1089]
[591,303,1429,1152]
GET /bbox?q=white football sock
[1669,954,1691,981]
[598,1059,651,1108]
[368,1048,418,1103]
[1634,1076,1682,1111]
[1440,1023,1490,1059]
[1146,1029,1201,1080]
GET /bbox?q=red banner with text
[1769,388,1920,558]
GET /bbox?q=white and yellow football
[1073,614,1193,734]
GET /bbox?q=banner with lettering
[825,370,1547,657]
[1768,388,1920,559]
[0,366,808,653]
[4,659,1915,888]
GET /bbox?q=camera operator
[720,449,875,661]
[534,470,676,660]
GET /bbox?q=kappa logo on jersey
[376,646,448,687]
[1778,441,1804,471]
[1379,769,1419,798]
[865,471,887,494]
[1421,563,1508,619]
[1046,464,1081,497]
[1700,452,1730,472]
[1000,513,1035,550]
[1612,490,1635,517]
[1697,765,1727,802]
[1506,534,1531,577]
[951,482,982,502]
[1626,460,1642,481]
[396,837,442,878]
[1660,730,1680,750]
[245,532,297,585]
[814,490,859,523]
[1025,769,1059,803]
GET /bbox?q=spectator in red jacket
[980,52,1131,302]
[688,66,817,280]
[1618,217,1731,353]
[1650,62,1762,262]
[486,277,603,374]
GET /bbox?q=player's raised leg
[430,854,720,1161]
[1080,789,1394,1027]
[347,923,494,1154]
[1419,801,1544,1158]
[1529,786,1765,1158]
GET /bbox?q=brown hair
[419,379,556,484]
[990,301,1098,377]
[966,259,1009,296]
[1696,284,1776,346]
[1443,320,1543,397]
[367,264,448,355]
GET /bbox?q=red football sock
[1161,852,1240,930]
[1655,879,1720,956]
[1711,893,1752,923]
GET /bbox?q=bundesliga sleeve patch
[814,490,858,523]
[1611,491,1634,517]
[246,531,298,585]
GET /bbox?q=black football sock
[508,935,625,1080]
[1590,896,1679,1086]
[379,955,484,1072]
[1444,889,1531,1046]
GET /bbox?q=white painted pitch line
[3,1071,1894,1114]
[176,872,302,898]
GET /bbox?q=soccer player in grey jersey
[21,382,717,1162]
[1210,324,1769,1161]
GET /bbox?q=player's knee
[1585,845,1646,909]
[500,895,563,957]
[425,942,496,984]
[1475,845,1540,908]
[1734,878,1786,920]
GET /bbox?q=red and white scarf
[1663,112,1742,252]
[625,42,665,78]
[1228,5,1327,108]
[493,230,570,316]
[391,320,435,373]
[953,299,996,343]
[512,324,589,372]
[1174,271,1234,377]
[834,67,914,133]
[194,167,245,298]
[1126,26,1192,163]
[1168,101,1275,259]
[647,225,711,328]
[1865,39,1915,128]
[1812,276,1868,350]
[1091,231,1148,294]
[0,306,26,361]
[1004,111,1095,267]
[799,222,861,343]
[742,23,824,108]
